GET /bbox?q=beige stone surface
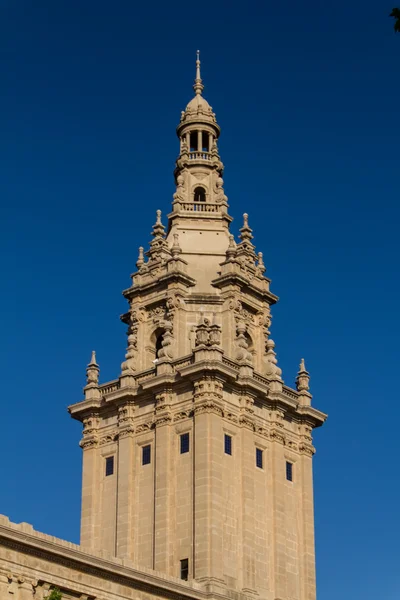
[0,53,326,600]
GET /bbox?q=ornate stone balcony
[188,151,212,161]
[178,201,225,213]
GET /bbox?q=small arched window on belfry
[194,187,206,202]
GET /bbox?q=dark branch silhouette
[390,8,400,32]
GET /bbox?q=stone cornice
[68,354,326,429]
[123,271,196,300]
[211,272,278,305]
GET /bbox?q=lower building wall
[0,517,208,600]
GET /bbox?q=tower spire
[193,49,204,96]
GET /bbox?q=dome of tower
[181,93,216,125]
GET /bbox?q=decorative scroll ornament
[235,321,252,363]
[158,321,174,360]
[121,314,138,373]
[213,174,228,204]
[264,339,282,380]
[173,171,187,202]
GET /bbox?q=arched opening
[190,132,197,152]
[155,333,163,358]
[194,186,206,202]
[202,135,209,152]
[150,327,164,360]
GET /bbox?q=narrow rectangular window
[256,448,263,469]
[142,444,151,465]
[180,558,189,581]
[180,432,190,454]
[224,434,232,455]
[286,461,293,482]
[105,456,114,476]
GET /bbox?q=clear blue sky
[1,2,399,599]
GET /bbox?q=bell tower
[69,53,326,600]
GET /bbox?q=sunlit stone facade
[0,53,326,600]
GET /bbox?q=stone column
[208,133,213,152]
[197,130,202,152]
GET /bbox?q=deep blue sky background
[1,1,399,599]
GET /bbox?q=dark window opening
[202,135,210,152]
[286,461,293,482]
[224,434,232,455]
[180,432,190,454]
[142,445,151,465]
[105,456,114,476]
[194,187,206,202]
[190,132,197,152]
[256,448,263,469]
[155,333,163,358]
[180,558,189,581]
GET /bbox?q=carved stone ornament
[136,422,153,434]
[239,414,255,430]
[173,410,191,422]
[299,444,315,457]
[119,427,135,438]
[121,311,139,373]
[154,414,172,427]
[193,376,223,401]
[158,321,174,360]
[155,389,173,413]
[228,298,255,325]
[255,425,269,438]
[270,430,286,445]
[236,321,252,363]
[99,432,118,446]
[195,317,221,347]
[239,393,255,415]
[193,400,224,417]
[82,414,99,436]
[148,303,166,324]
[79,437,99,449]
[131,307,146,323]
[225,412,239,423]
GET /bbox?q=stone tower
[69,53,326,600]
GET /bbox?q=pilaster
[116,401,136,558]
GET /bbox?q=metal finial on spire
[193,49,204,95]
